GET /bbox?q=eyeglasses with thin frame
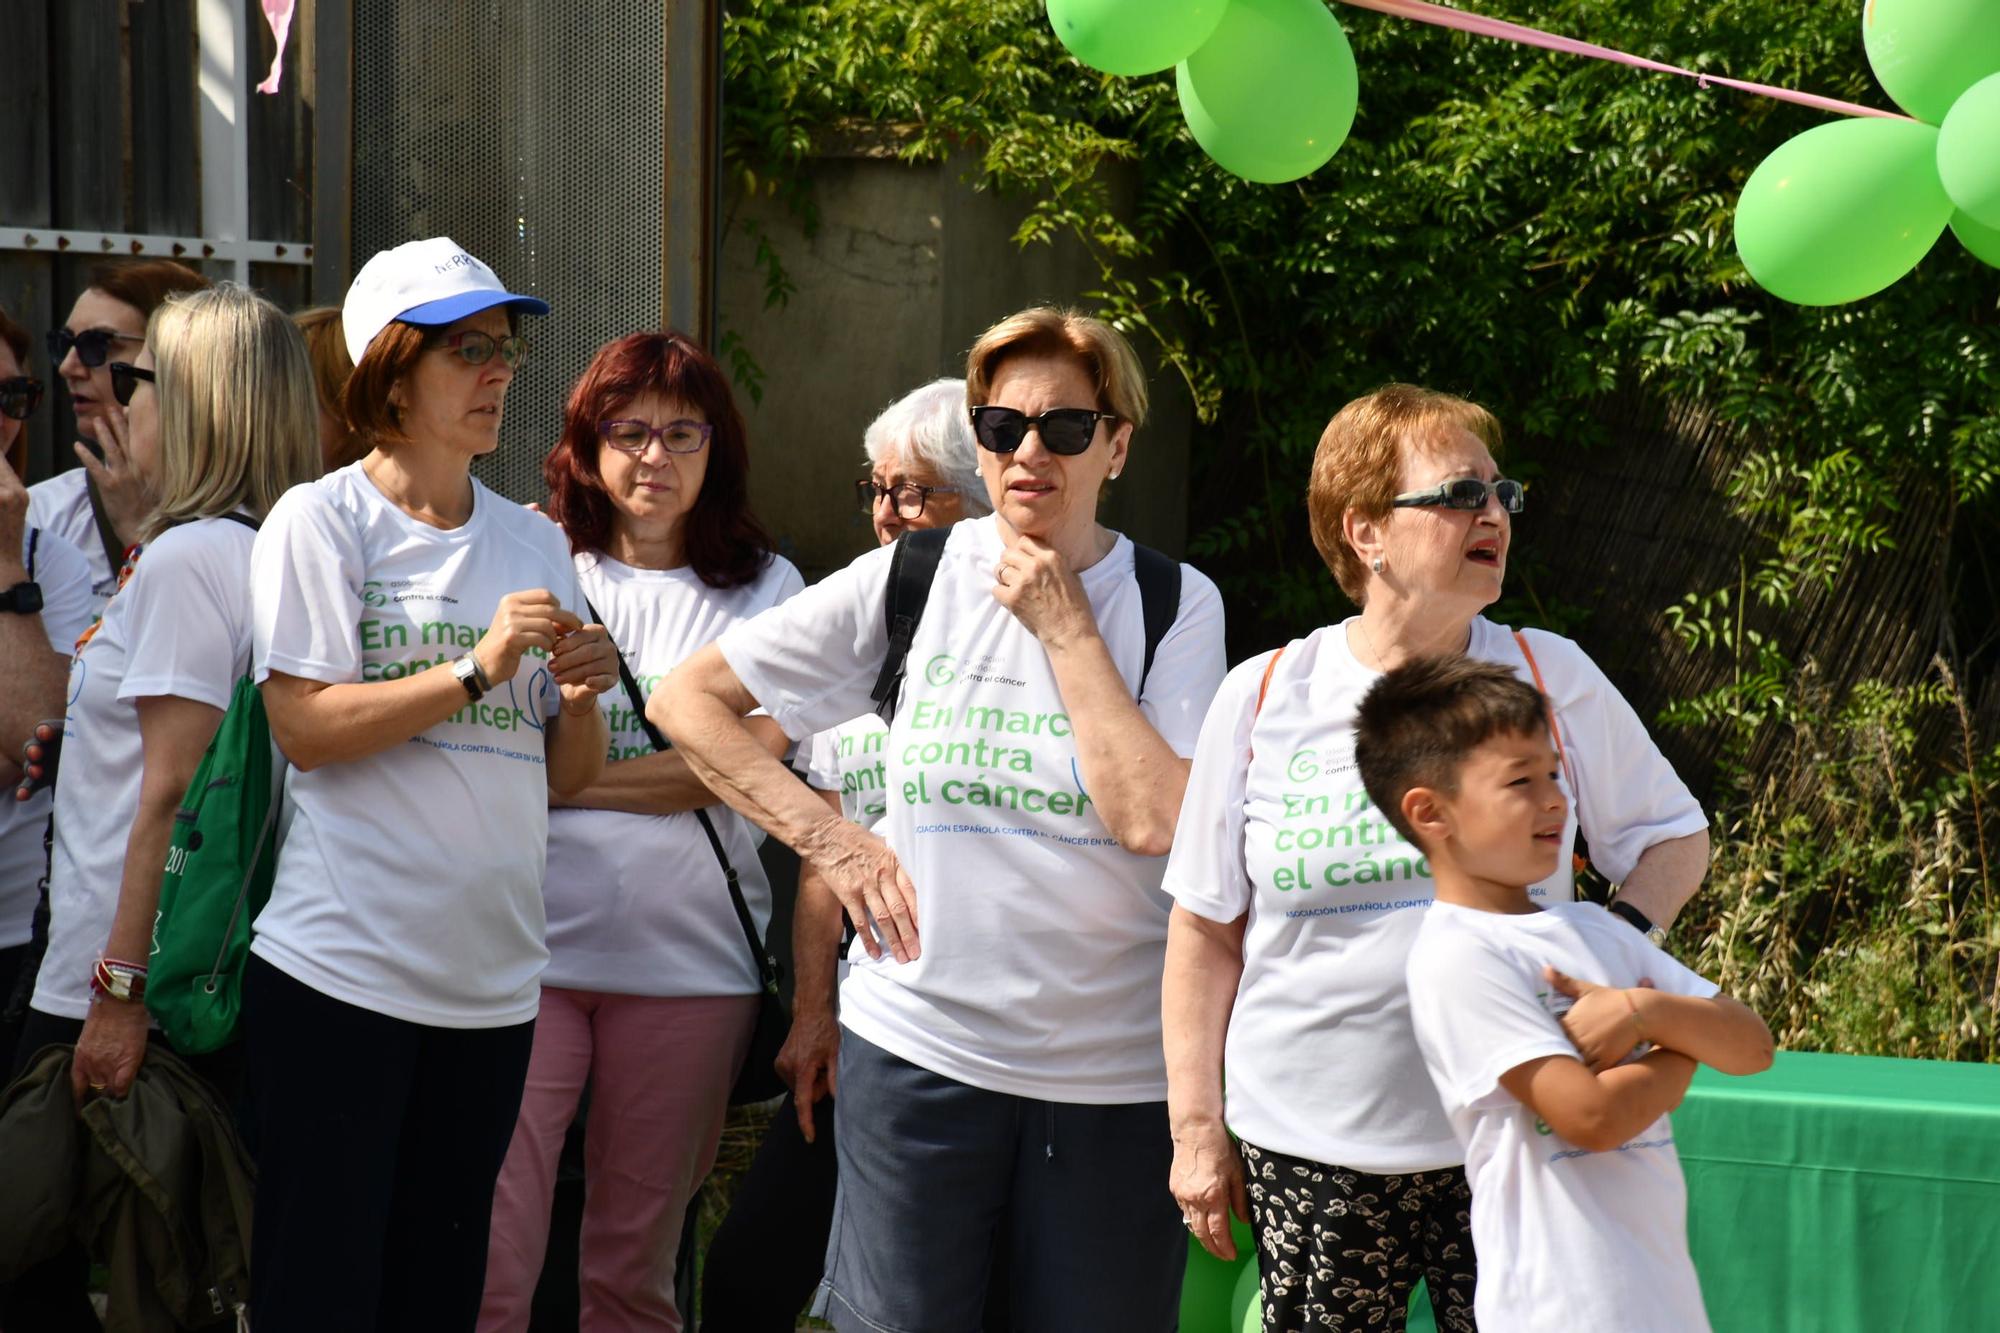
[430,330,531,370]
[47,326,144,370]
[968,405,1113,456]
[856,478,959,520]
[0,376,44,421]
[107,362,155,407]
[599,418,713,456]
[1391,477,1525,514]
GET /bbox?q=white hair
[861,378,991,517]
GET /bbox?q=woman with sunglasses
[1161,384,1709,1331]
[475,331,801,1333]
[699,376,996,1332]
[0,304,93,1076]
[27,259,210,612]
[243,238,617,1332]
[659,308,1226,1331]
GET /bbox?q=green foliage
[720,0,2000,1058]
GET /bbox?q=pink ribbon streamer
[255,0,296,96]
[1334,0,1917,122]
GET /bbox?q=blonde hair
[1307,384,1504,603]
[145,284,322,540]
[964,307,1149,428]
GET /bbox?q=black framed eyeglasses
[1391,478,1524,514]
[431,330,531,369]
[46,326,143,369]
[968,405,1113,456]
[599,418,713,455]
[856,478,958,520]
[107,362,155,407]
[0,376,43,421]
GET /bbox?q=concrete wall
[717,149,1191,580]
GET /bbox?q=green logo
[1286,749,1320,783]
[923,654,958,687]
[361,580,388,608]
[1534,1116,1553,1136]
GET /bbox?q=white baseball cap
[341,237,550,364]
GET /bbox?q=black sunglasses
[1391,478,1525,514]
[968,406,1113,457]
[107,362,155,407]
[0,376,43,421]
[47,326,143,369]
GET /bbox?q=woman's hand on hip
[550,622,617,715]
[1170,1117,1250,1262]
[472,589,577,685]
[71,996,150,1103]
[992,536,1097,650]
[797,817,920,964]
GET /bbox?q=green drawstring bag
[147,675,284,1054]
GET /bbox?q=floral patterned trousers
[1238,1138,1477,1331]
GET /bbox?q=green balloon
[1734,117,1953,305]
[1952,210,2000,267]
[1938,71,2000,228]
[1046,0,1229,77]
[1229,1255,1261,1333]
[1176,0,1359,184]
[1863,0,2000,125]
[1180,1233,1249,1333]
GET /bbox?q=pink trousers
[477,988,759,1333]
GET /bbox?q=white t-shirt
[1406,900,1718,1333]
[33,517,258,1018]
[1163,619,1707,1173]
[0,527,95,948]
[26,469,120,612]
[805,714,891,833]
[248,464,581,1029]
[718,516,1226,1102]
[539,550,803,997]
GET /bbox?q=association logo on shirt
[922,653,1027,689]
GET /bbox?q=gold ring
[88,1082,107,1091]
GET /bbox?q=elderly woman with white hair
[698,376,995,1331]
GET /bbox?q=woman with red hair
[478,331,802,1333]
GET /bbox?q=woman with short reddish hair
[477,330,802,1333]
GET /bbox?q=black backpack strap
[218,512,262,533]
[586,597,781,998]
[24,527,37,580]
[868,527,949,723]
[1130,542,1182,698]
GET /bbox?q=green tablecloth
[1679,1050,2000,1331]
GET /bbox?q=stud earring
[1371,556,1384,573]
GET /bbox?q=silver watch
[452,653,488,701]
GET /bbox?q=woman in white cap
[244,238,617,1332]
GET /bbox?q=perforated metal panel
[350,0,668,502]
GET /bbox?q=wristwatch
[452,653,491,702]
[0,581,43,615]
[1607,899,1669,948]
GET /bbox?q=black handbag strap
[585,598,780,997]
[83,472,126,577]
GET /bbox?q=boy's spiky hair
[1354,655,1551,847]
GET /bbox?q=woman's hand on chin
[992,535,1097,650]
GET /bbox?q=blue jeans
[816,1028,1182,1333]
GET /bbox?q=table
[1678,1050,2000,1331]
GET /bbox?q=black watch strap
[1607,899,1655,935]
[0,581,43,615]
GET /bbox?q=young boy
[1355,656,1773,1333]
